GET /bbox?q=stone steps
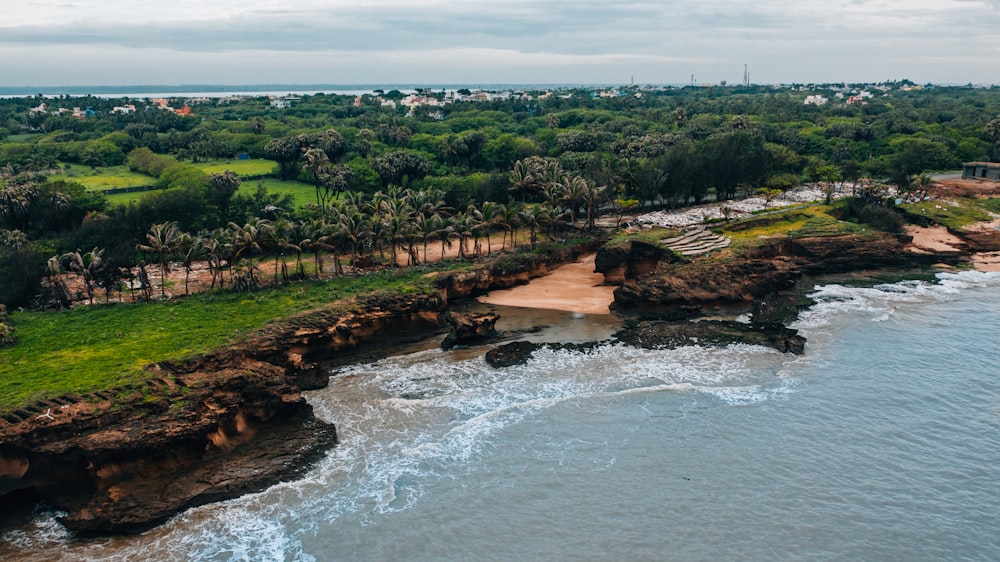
[662,229,732,257]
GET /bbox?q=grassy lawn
[0,266,452,412]
[53,164,154,191]
[101,179,320,208]
[242,178,320,208]
[194,159,277,177]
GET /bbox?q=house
[112,104,136,114]
[962,162,1000,180]
[804,95,828,106]
[29,102,47,114]
[269,96,301,109]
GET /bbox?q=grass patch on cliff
[606,227,680,249]
[724,205,864,242]
[900,198,994,230]
[0,267,442,412]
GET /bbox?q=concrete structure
[962,162,1000,180]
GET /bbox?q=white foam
[795,272,1000,334]
[10,338,799,559]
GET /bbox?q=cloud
[2,1,1000,85]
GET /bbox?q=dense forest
[2,82,1000,307]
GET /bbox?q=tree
[371,152,434,187]
[179,232,205,294]
[136,222,182,299]
[62,247,106,305]
[302,148,332,208]
[249,116,266,134]
[986,116,1000,162]
[209,170,241,224]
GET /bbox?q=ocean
[3,272,999,561]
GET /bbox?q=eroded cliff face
[0,363,336,533]
[607,234,966,315]
[0,243,596,534]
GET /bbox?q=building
[804,95,828,106]
[962,162,1000,180]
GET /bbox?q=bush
[845,199,904,233]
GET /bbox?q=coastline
[2,202,999,534]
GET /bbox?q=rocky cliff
[0,243,595,534]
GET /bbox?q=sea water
[3,272,1000,561]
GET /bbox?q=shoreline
[3,194,1000,534]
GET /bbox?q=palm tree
[229,218,269,268]
[263,217,300,282]
[450,212,478,258]
[136,221,182,299]
[517,206,543,250]
[302,148,331,208]
[204,228,231,289]
[478,201,506,254]
[503,204,522,250]
[179,232,206,295]
[340,211,372,261]
[581,183,607,229]
[508,159,539,202]
[986,116,1000,162]
[560,175,589,225]
[62,247,106,305]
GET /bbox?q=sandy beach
[477,254,616,314]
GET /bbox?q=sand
[477,254,616,315]
[904,224,1000,272]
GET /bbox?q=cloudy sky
[3,0,1000,87]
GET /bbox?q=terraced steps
[662,229,732,256]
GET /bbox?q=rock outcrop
[441,311,500,349]
[612,233,966,316]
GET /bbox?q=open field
[100,178,320,208]
[54,164,153,191]
[241,178,321,208]
[194,158,277,177]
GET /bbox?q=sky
[3,0,1000,88]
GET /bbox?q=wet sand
[477,254,616,315]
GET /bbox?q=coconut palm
[179,232,206,295]
[263,217,300,282]
[517,206,543,250]
[508,159,538,201]
[340,211,372,260]
[581,183,607,229]
[136,221,182,298]
[560,175,590,225]
[62,247,106,304]
[450,212,479,257]
[229,218,269,267]
[302,148,331,208]
[478,201,505,254]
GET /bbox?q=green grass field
[194,158,277,177]
[100,179,319,208]
[54,164,154,191]
[242,178,321,208]
[0,267,450,412]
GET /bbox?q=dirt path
[477,254,616,315]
